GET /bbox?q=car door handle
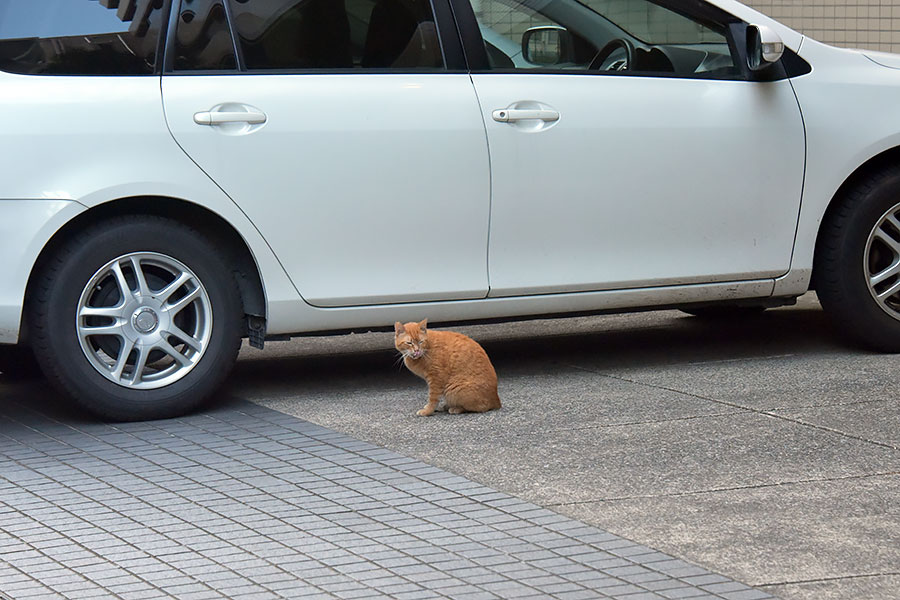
[492,109,559,123]
[193,110,267,125]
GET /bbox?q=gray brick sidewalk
[0,393,775,600]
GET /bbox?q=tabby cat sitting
[394,319,501,417]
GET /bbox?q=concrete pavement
[236,293,900,600]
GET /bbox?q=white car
[2,0,899,420]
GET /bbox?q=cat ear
[394,321,404,336]
[418,318,428,332]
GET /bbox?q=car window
[471,0,737,78]
[173,0,238,71]
[0,0,167,75]
[580,0,726,45]
[178,0,443,71]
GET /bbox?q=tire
[28,216,243,420]
[815,164,900,352]
[680,306,768,319]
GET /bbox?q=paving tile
[0,397,772,600]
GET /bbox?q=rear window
[0,0,168,75]
[173,0,444,71]
[228,0,442,70]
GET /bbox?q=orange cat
[394,319,501,417]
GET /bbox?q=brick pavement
[0,393,775,600]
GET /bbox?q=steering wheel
[588,38,635,71]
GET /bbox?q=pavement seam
[762,414,900,451]
[561,411,750,430]
[766,398,890,410]
[680,353,798,366]
[543,471,900,504]
[568,365,900,451]
[760,571,900,587]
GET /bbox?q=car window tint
[226,0,443,70]
[471,0,736,78]
[0,0,166,75]
[173,0,238,70]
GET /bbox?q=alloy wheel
[76,252,213,389]
[865,202,900,322]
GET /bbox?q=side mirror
[522,26,572,66]
[747,24,784,71]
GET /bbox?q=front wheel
[29,216,243,420]
[815,165,900,351]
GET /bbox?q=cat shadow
[230,306,855,391]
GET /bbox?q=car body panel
[779,39,900,291]
[0,199,85,344]
[162,74,492,308]
[265,278,776,335]
[0,71,303,343]
[472,73,805,297]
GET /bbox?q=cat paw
[416,409,434,417]
[448,407,464,414]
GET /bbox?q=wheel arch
[812,145,900,289]
[23,196,266,342]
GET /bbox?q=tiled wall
[744,1,900,53]
[476,0,727,44]
[473,0,900,54]
[589,0,723,42]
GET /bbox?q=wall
[744,0,900,53]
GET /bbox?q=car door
[457,0,806,297]
[161,0,490,307]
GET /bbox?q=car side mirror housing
[747,24,784,71]
[522,26,572,66]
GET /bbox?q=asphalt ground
[233,293,900,600]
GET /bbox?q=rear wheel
[815,165,900,351]
[29,216,243,420]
